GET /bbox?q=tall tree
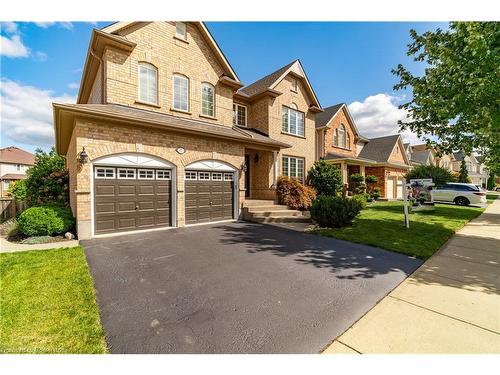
[393,22,500,170]
[458,160,470,183]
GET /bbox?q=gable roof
[238,60,321,109]
[315,103,369,142]
[101,22,240,82]
[358,134,402,163]
[411,150,432,165]
[0,146,35,165]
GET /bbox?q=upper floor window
[201,83,215,117]
[233,103,247,126]
[282,103,304,137]
[173,74,189,111]
[291,77,298,92]
[16,164,21,171]
[334,124,347,148]
[175,22,187,40]
[138,62,158,105]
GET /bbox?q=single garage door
[185,170,234,225]
[94,166,172,235]
[386,176,395,199]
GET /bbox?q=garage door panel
[94,167,172,235]
[185,174,234,225]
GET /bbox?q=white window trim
[201,82,215,117]
[185,171,197,180]
[282,105,305,137]
[95,167,115,179]
[175,22,187,40]
[282,156,305,182]
[233,103,247,127]
[156,170,171,180]
[198,171,211,181]
[138,169,155,180]
[211,172,223,181]
[224,173,234,181]
[172,74,190,112]
[117,168,136,180]
[137,62,158,105]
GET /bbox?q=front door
[245,154,250,198]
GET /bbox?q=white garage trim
[90,153,177,238]
[185,159,239,222]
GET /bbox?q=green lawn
[315,201,484,260]
[0,247,107,354]
[486,192,499,203]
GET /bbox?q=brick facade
[323,107,357,157]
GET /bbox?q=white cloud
[348,93,423,145]
[0,34,29,57]
[33,51,48,61]
[67,82,79,90]
[1,22,18,34]
[0,78,76,146]
[35,22,73,30]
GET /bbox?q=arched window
[338,124,346,148]
[201,82,215,117]
[173,74,189,111]
[138,62,158,104]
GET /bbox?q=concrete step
[249,210,304,217]
[244,205,290,211]
[243,199,276,207]
[245,215,311,224]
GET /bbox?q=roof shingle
[238,61,296,97]
[0,147,35,165]
[357,134,400,163]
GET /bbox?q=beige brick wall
[388,141,406,164]
[88,64,103,104]
[323,107,357,157]
[69,118,245,239]
[103,22,235,127]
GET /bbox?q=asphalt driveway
[82,221,422,353]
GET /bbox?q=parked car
[432,183,487,206]
[495,186,500,192]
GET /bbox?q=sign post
[403,177,410,228]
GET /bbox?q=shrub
[25,148,69,206]
[307,158,342,196]
[349,173,366,195]
[7,179,28,201]
[372,187,381,200]
[276,177,316,210]
[351,194,367,209]
[310,195,362,228]
[365,175,379,196]
[404,165,456,187]
[17,205,74,236]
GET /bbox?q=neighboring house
[315,103,411,199]
[452,152,489,187]
[53,22,322,239]
[0,146,35,197]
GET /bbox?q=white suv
[432,183,487,206]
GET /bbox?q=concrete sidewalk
[323,199,500,354]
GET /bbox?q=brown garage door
[185,170,234,225]
[94,166,172,235]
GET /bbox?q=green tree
[458,160,470,183]
[7,179,28,201]
[404,165,456,187]
[393,22,500,171]
[307,158,342,196]
[25,148,69,206]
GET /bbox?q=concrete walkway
[0,236,79,253]
[323,199,500,354]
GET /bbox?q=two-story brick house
[315,103,411,199]
[53,22,322,239]
[0,146,35,197]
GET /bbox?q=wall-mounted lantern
[78,147,89,165]
[241,162,247,173]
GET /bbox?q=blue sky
[0,21,445,153]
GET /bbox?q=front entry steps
[242,199,311,223]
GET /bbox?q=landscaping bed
[314,201,484,259]
[0,247,107,353]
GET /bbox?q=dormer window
[291,77,298,92]
[138,62,158,105]
[175,22,187,40]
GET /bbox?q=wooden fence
[0,198,27,221]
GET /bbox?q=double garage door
[94,166,235,235]
[93,166,172,235]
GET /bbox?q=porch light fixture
[78,147,89,165]
[241,162,247,173]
